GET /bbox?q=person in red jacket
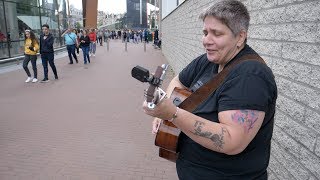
[88,28,96,57]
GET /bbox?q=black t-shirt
[177,45,277,180]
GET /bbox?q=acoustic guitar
[155,87,191,162]
[131,64,192,162]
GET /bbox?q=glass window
[134,3,140,11]
[40,7,61,48]
[1,0,69,59]
[4,1,22,57]
[4,1,42,57]
[39,0,55,10]
[14,0,39,7]
[0,1,9,59]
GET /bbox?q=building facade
[161,0,185,18]
[0,0,71,60]
[148,9,159,29]
[126,0,147,29]
[99,13,124,30]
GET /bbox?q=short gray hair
[199,0,250,36]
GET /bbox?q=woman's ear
[237,30,247,47]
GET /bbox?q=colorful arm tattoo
[231,110,259,133]
[192,121,227,151]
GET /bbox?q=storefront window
[0,1,9,59]
[3,0,42,57]
[40,8,61,47]
[4,1,22,57]
[0,0,73,60]
[16,0,38,7]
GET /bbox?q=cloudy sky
[69,0,127,14]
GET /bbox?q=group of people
[63,28,102,64]
[22,27,101,83]
[60,28,98,65]
[89,28,160,47]
[22,25,160,83]
[23,24,57,83]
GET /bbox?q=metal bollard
[144,41,146,52]
[125,41,127,51]
[107,39,109,51]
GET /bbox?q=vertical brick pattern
[161,0,320,179]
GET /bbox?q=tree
[116,13,127,29]
[75,22,81,29]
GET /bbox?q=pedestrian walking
[74,29,80,57]
[153,29,159,46]
[144,29,149,43]
[61,28,78,64]
[104,30,109,43]
[88,29,96,57]
[79,29,91,64]
[134,32,138,44]
[23,29,39,83]
[98,30,103,46]
[39,24,58,82]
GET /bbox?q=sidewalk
[0,40,178,180]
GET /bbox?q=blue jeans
[41,53,57,79]
[66,44,78,63]
[90,42,96,54]
[81,46,90,64]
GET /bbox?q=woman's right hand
[152,118,162,134]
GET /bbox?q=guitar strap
[178,53,265,112]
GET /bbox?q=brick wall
[161,0,320,179]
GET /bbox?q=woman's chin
[207,55,219,63]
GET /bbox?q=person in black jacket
[79,29,91,64]
[39,24,58,82]
[153,29,159,45]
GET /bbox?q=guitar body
[155,87,192,162]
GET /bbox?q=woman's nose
[203,34,213,45]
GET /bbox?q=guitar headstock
[131,64,169,108]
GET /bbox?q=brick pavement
[0,40,178,180]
